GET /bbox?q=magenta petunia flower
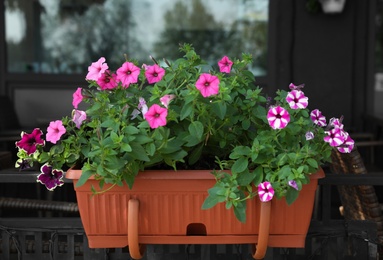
[86,57,108,81]
[160,94,176,108]
[258,182,274,202]
[218,56,233,73]
[267,106,290,129]
[37,164,64,191]
[46,120,66,144]
[97,70,118,90]
[324,128,345,147]
[286,90,308,109]
[337,133,354,153]
[195,73,220,97]
[145,64,165,84]
[16,128,45,155]
[72,110,87,129]
[144,104,168,129]
[72,87,83,109]
[288,180,299,190]
[310,109,327,127]
[116,62,140,88]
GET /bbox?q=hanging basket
[66,167,324,259]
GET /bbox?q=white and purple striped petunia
[324,128,346,147]
[288,180,299,190]
[258,181,275,202]
[267,106,290,129]
[337,132,355,153]
[310,109,327,127]
[286,90,308,109]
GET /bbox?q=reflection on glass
[5,0,268,76]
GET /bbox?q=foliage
[15,44,353,222]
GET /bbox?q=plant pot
[65,168,325,259]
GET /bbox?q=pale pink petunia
[144,104,168,129]
[86,57,108,81]
[145,64,165,84]
[72,110,87,129]
[160,94,176,108]
[267,106,290,129]
[288,180,299,190]
[286,90,308,109]
[218,56,233,73]
[72,88,83,109]
[132,97,148,119]
[46,120,66,144]
[116,62,140,88]
[97,70,118,90]
[195,73,220,97]
[310,109,327,127]
[329,117,344,129]
[258,182,274,202]
[324,128,345,147]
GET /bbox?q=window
[5,0,268,76]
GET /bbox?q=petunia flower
[116,62,140,88]
[37,164,64,191]
[145,64,165,84]
[16,159,31,170]
[305,131,314,140]
[267,106,290,129]
[72,110,87,129]
[144,104,168,129]
[46,120,66,144]
[289,83,305,90]
[288,180,299,190]
[337,133,354,153]
[329,117,344,129]
[258,182,274,202]
[132,97,148,119]
[324,128,345,147]
[195,73,220,97]
[16,128,45,155]
[160,94,176,108]
[97,70,118,90]
[86,57,108,81]
[72,87,83,109]
[218,56,233,73]
[286,90,308,109]
[310,109,327,127]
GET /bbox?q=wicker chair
[330,147,383,252]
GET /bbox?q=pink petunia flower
[310,109,327,127]
[116,62,140,88]
[72,110,87,129]
[218,56,233,73]
[288,180,299,190]
[258,182,274,202]
[286,90,308,109]
[145,64,165,84]
[337,133,354,153]
[37,164,64,191]
[86,57,108,81]
[160,94,176,108]
[323,128,345,147]
[72,87,83,109]
[16,128,45,155]
[195,73,220,97]
[267,106,290,129]
[97,70,118,90]
[144,104,168,129]
[46,120,66,144]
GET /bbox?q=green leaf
[201,194,220,209]
[286,188,299,205]
[231,157,248,174]
[76,164,93,187]
[188,121,204,139]
[237,169,254,186]
[180,102,193,120]
[211,102,227,120]
[307,158,318,168]
[233,201,247,223]
[252,167,264,186]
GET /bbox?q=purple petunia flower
[37,164,64,191]
[305,131,315,140]
[16,128,45,155]
[337,132,355,153]
[324,128,346,147]
[288,180,299,190]
[258,181,275,202]
[310,109,327,127]
[286,90,308,109]
[267,106,290,129]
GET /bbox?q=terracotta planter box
[66,168,324,258]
